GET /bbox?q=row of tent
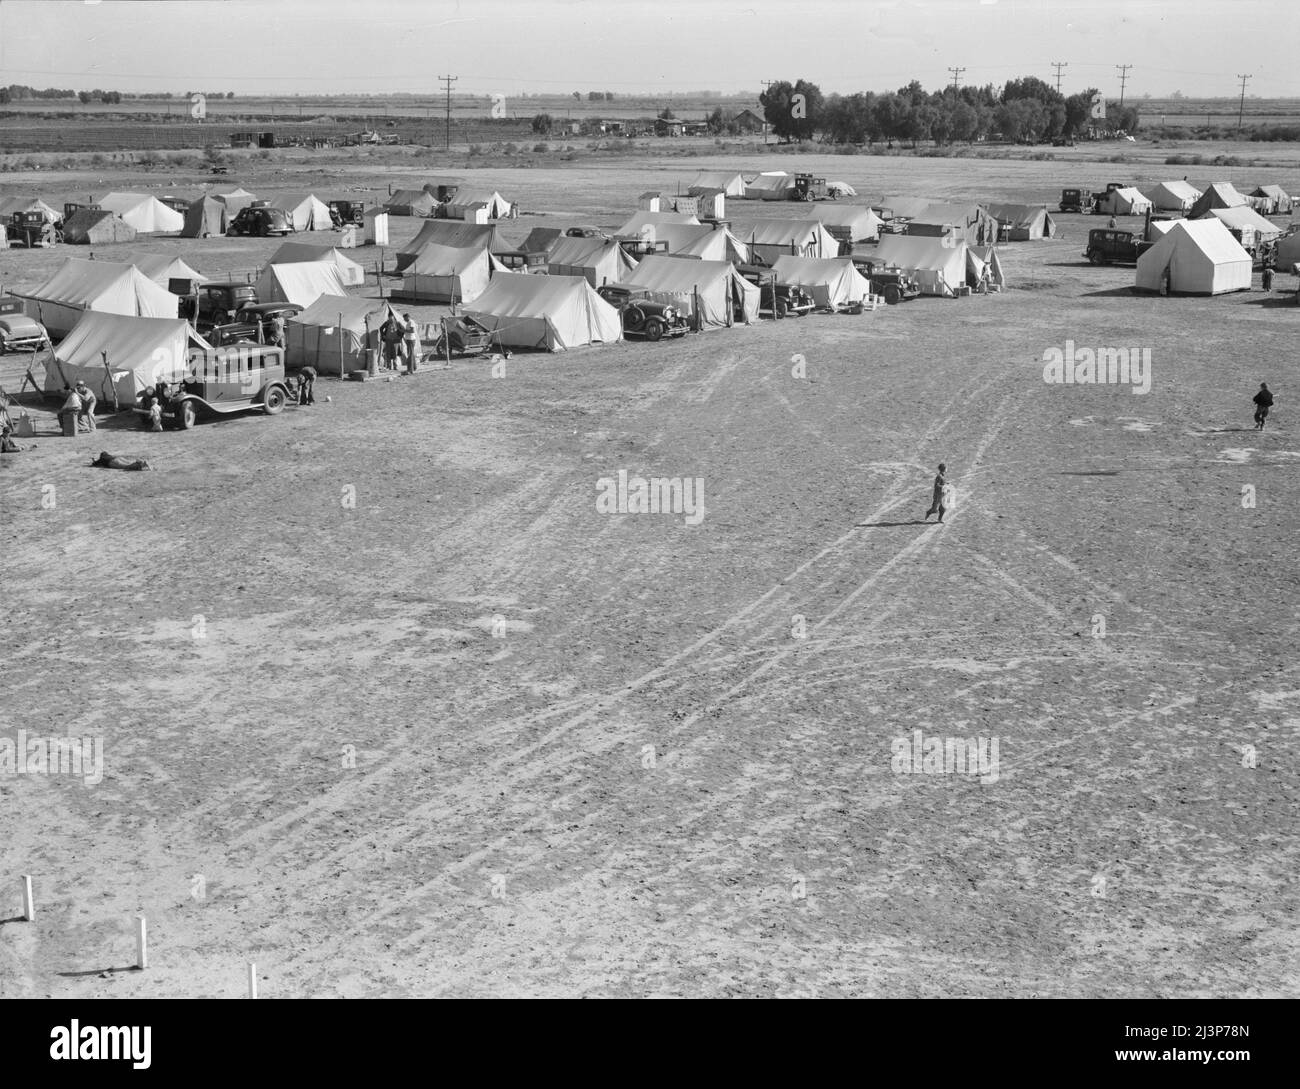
[383,186,513,221]
[1144,180,1293,217]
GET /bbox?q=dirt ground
[2,152,1298,997]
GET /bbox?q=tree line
[758,77,1141,146]
[0,85,237,105]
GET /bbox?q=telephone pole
[948,66,965,92]
[1236,74,1251,136]
[760,79,774,145]
[1115,64,1132,107]
[438,74,457,151]
[1050,61,1068,94]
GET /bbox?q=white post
[21,875,34,921]
[247,962,258,999]
[136,915,147,969]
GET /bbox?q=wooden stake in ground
[21,875,34,921]
[136,916,147,970]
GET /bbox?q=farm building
[285,296,402,376]
[620,255,759,329]
[97,192,184,234]
[395,241,503,304]
[1146,181,1202,214]
[181,196,230,238]
[1188,182,1249,219]
[395,221,510,271]
[769,256,873,310]
[267,193,334,231]
[985,203,1058,240]
[267,242,367,286]
[16,258,178,337]
[44,312,207,408]
[1250,185,1293,215]
[465,274,622,351]
[256,262,349,308]
[873,234,970,297]
[907,203,1000,245]
[544,236,637,288]
[1206,205,1283,243]
[1135,219,1252,295]
[686,171,747,198]
[61,208,136,245]
[384,189,439,217]
[734,219,842,263]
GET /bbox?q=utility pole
[1236,74,1251,136]
[438,74,457,151]
[1050,61,1068,95]
[1115,64,1132,107]
[948,66,965,93]
[760,79,774,146]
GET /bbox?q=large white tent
[1207,205,1282,243]
[873,234,968,297]
[1250,185,1293,215]
[544,236,637,287]
[743,172,795,201]
[285,295,401,375]
[268,242,366,286]
[985,203,1058,240]
[907,203,999,245]
[45,312,208,408]
[1135,219,1252,295]
[395,221,509,271]
[267,192,333,231]
[617,210,701,235]
[444,189,512,221]
[396,241,502,304]
[1147,180,1202,213]
[874,196,934,221]
[686,171,747,197]
[16,258,181,337]
[0,196,62,223]
[256,262,349,307]
[1094,187,1153,216]
[735,219,842,263]
[214,188,258,217]
[641,222,750,263]
[131,255,208,289]
[97,192,184,233]
[770,256,873,310]
[465,274,622,351]
[1276,230,1300,271]
[1188,183,1249,219]
[620,254,759,328]
[811,204,884,242]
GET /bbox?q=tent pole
[338,312,344,379]
[101,350,118,413]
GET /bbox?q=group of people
[380,313,422,373]
[58,381,98,434]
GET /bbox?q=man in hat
[74,381,97,432]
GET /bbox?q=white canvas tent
[395,221,508,271]
[255,262,349,308]
[873,234,968,297]
[465,274,622,352]
[620,254,759,328]
[617,210,701,235]
[735,219,842,263]
[966,246,1006,290]
[16,258,181,337]
[1188,183,1249,219]
[444,189,512,220]
[1207,205,1282,243]
[744,172,794,201]
[1094,187,1153,216]
[0,196,62,223]
[131,255,208,288]
[687,171,747,197]
[811,204,884,242]
[907,203,999,245]
[268,193,333,231]
[45,312,208,408]
[97,192,184,233]
[396,241,501,304]
[285,295,401,375]
[873,196,934,222]
[1135,219,1252,295]
[770,256,873,310]
[181,195,229,237]
[1147,180,1202,213]
[1250,185,1293,215]
[215,188,257,217]
[544,236,637,287]
[267,242,366,286]
[985,203,1057,240]
[639,222,750,263]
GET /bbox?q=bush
[532,142,548,153]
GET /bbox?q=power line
[1236,73,1251,135]
[438,74,457,151]
[948,66,966,92]
[1115,64,1133,107]
[1050,61,1068,94]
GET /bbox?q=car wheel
[263,385,287,415]
[1088,251,1104,265]
[175,400,196,430]
[625,306,646,332]
[644,319,665,342]
[884,285,902,305]
[775,299,789,318]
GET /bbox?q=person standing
[1253,383,1274,430]
[74,381,97,432]
[1262,264,1274,293]
[402,313,421,374]
[924,463,948,523]
[297,365,317,406]
[380,315,403,369]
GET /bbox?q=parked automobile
[6,211,61,248]
[328,200,366,226]
[1084,227,1150,265]
[848,257,922,304]
[136,345,292,429]
[0,310,51,353]
[227,203,294,237]
[193,282,259,328]
[429,315,497,357]
[205,303,303,347]
[1059,187,1095,214]
[596,285,690,340]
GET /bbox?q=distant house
[654,118,685,137]
[683,121,709,137]
[730,109,765,134]
[639,192,663,212]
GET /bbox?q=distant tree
[605,91,615,101]
[1001,75,1063,107]
[1111,103,1141,134]
[77,91,91,104]
[227,91,235,99]
[759,78,823,142]
[950,100,980,143]
[1064,88,1096,137]
[658,107,676,120]
[572,91,581,100]
[103,91,121,105]
[587,91,603,101]
[531,113,554,135]
[0,88,9,105]
[705,106,726,135]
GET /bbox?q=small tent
[966,246,1007,291]
[395,241,500,304]
[872,234,968,297]
[267,242,366,286]
[97,192,184,233]
[686,171,747,198]
[770,256,873,310]
[544,236,637,287]
[1207,205,1282,243]
[640,222,750,263]
[1250,185,1293,215]
[384,189,439,217]
[268,193,333,231]
[1135,219,1252,295]
[255,263,349,308]
[1188,183,1249,219]
[811,204,884,243]
[907,202,999,245]
[620,254,759,328]
[744,172,794,201]
[45,312,208,408]
[444,189,512,220]
[735,219,842,263]
[985,203,1057,240]
[873,196,934,222]
[215,188,257,217]
[285,295,401,375]
[61,208,136,245]
[617,210,701,235]
[181,195,229,238]
[17,258,181,337]
[465,274,622,352]
[131,255,208,289]
[1094,187,1153,216]
[1274,230,1300,271]
[1147,181,1202,214]
[395,221,509,271]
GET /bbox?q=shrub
[532,142,548,153]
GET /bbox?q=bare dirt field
[2,152,1298,997]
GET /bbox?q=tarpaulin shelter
[267,242,366,286]
[686,171,747,197]
[544,236,637,287]
[770,256,873,310]
[1250,185,1293,215]
[985,203,1057,240]
[735,218,842,263]
[1188,183,1249,219]
[16,257,180,337]
[1207,205,1282,243]
[45,312,209,408]
[97,192,184,233]
[465,273,622,351]
[395,221,509,271]
[743,172,794,201]
[131,255,208,288]
[284,295,401,375]
[181,195,229,237]
[61,208,136,245]
[906,202,999,245]
[267,192,333,231]
[384,189,439,217]
[620,254,759,328]
[1135,219,1252,295]
[1147,181,1201,213]
[1275,230,1300,270]
[811,204,884,242]
[255,262,349,307]
[873,234,968,297]
[395,241,504,304]
[444,189,512,220]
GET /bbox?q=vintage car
[227,203,294,237]
[596,284,690,340]
[0,307,51,353]
[429,315,497,357]
[136,344,292,428]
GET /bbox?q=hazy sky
[0,0,1296,99]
